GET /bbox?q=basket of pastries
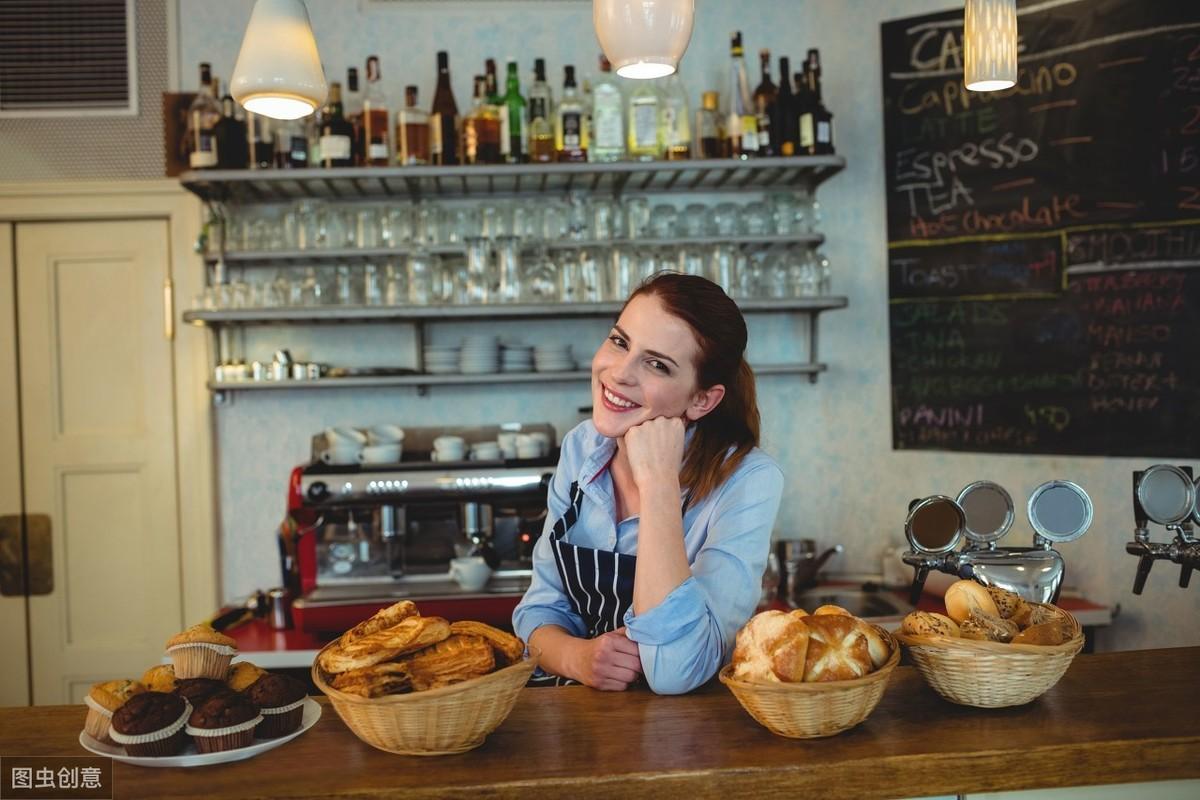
[311,600,537,756]
[894,579,1084,708]
[719,605,900,739]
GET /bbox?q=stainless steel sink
[792,586,914,619]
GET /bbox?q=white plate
[78,697,321,768]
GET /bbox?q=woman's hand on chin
[573,627,642,691]
[623,416,685,491]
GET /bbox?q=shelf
[180,156,847,203]
[207,233,826,265]
[183,297,849,326]
[207,362,828,396]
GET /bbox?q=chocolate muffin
[173,678,232,708]
[245,674,308,738]
[108,692,191,757]
[185,691,261,753]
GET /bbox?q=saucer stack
[424,345,461,374]
[460,335,500,374]
[500,343,534,373]
[534,344,575,373]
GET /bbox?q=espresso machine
[901,480,1094,604]
[1124,464,1199,593]
[282,424,556,633]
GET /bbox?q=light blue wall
[179,0,1200,651]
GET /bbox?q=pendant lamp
[964,0,1017,91]
[594,0,695,80]
[231,0,327,120]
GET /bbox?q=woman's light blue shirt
[512,420,784,695]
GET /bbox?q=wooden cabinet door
[16,220,183,704]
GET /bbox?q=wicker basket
[719,625,901,739]
[312,642,538,756]
[893,603,1084,708]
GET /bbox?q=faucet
[1124,465,1198,594]
[777,538,843,605]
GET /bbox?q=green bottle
[500,61,527,163]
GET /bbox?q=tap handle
[909,565,929,606]
[1132,554,1155,595]
[1180,564,1193,589]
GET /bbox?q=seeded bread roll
[985,585,1033,626]
[959,612,1019,643]
[901,611,960,638]
[944,580,1000,623]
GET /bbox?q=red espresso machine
[281,424,556,635]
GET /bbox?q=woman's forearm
[528,624,584,680]
[632,477,692,616]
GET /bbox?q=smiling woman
[513,272,784,695]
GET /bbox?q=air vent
[0,0,137,117]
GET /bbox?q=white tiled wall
[178,0,1200,651]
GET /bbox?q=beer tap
[1125,465,1197,594]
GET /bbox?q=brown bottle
[430,51,459,165]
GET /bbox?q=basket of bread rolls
[894,579,1084,708]
[311,600,537,755]
[718,605,900,738]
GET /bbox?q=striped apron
[527,480,638,687]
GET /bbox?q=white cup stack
[460,335,500,375]
[469,441,502,461]
[432,435,466,462]
[534,344,575,373]
[500,343,534,373]
[322,427,366,464]
[424,345,461,374]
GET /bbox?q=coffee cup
[321,445,361,465]
[470,441,502,461]
[326,426,366,447]
[449,556,492,592]
[433,435,466,462]
[528,431,551,455]
[359,443,402,464]
[367,424,405,445]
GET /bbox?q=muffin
[245,674,308,738]
[84,679,145,745]
[140,664,178,693]
[173,678,233,708]
[185,692,262,753]
[226,661,267,692]
[109,692,192,757]
[165,624,238,679]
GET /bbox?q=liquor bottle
[527,58,555,163]
[463,75,502,164]
[274,118,308,168]
[247,108,274,170]
[214,84,248,169]
[775,56,797,156]
[589,55,624,162]
[430,51,460,165]
[501,60,527,163]
[396,85,430,165]
[726,32,757,159]
[555,65,587,162]
[799,49,835,155]
[485,58,501,104]
[753,49,777,157]
[187,63,220,169]
[362,55,391,166]
[695,90,723,159]
[660,73,691,160]
[318,82,354,168]
[627,78,660,161]
[345,66,363,165]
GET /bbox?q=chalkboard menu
[882,0,1200,457]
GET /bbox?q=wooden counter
[2,648,1197,799]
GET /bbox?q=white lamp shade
[594,0,695,80]
[231,0,327,119]
[964,0,1017,92]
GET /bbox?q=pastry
[173,678,233,708]
[403,634,496,691]
[84,679,145,745]
[986,585,1033,626]
[140,664,177,693]
[330,662,412,698]
[959,612,1019,643]
[1028,604,1072,629]
[109,692,192,757]
[944,580,1000,623]
[245,674,308,738]
[800,614,873,682]
[449,620,525,666]
[341,600,419,647]
[812,604,851,617]
[901,610,960,638]
[855,620,891,669]
[165,624,238,680]
[226,661,267,692]
[185,691,262,753]
[730,609,810,683]
[1012,621,1071,646]
[318,615,451,674]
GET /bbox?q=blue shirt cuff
[622,576,706,644]
[513,605,587,643]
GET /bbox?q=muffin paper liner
[83,700,114,744]
[254,700,305,738]
[83,696,114,718]
[187,714,263,752]
[109,701,192,746]
[167,642,237,679]
[259,697,305,715]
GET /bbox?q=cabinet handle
[163,277,175,341]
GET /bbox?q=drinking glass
[384,261,405,306]
[559,249,582,304]
[709,202,739,236]
[635,248,659,284]
[363,262,383,305]
[521,248,559,303]
[407,249,434,305]
[443,206,477,244]
[608,246,636,301]
[767,252,790,299]
[795,188,821,234]
[578,248,607,303]
[356,207,381,249]
[495,236,522,303]
[818,252,832,294]
[677,245,706,278]
[740,202,771,236]
[381,204,413,247]
[680,203,708,237]
[510,202,536,240]
[464,237,492,304]
[768,192,799,236]
[565,194,589,241]
[649,204,678,239]
[294,200,325,250]
[706,244,737,291]
[478,202,509,239]
[414,202,441,246]
[335,264,359,305]
[622,196,651,240]
[540,200,569,241]
[589,197,620,241]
